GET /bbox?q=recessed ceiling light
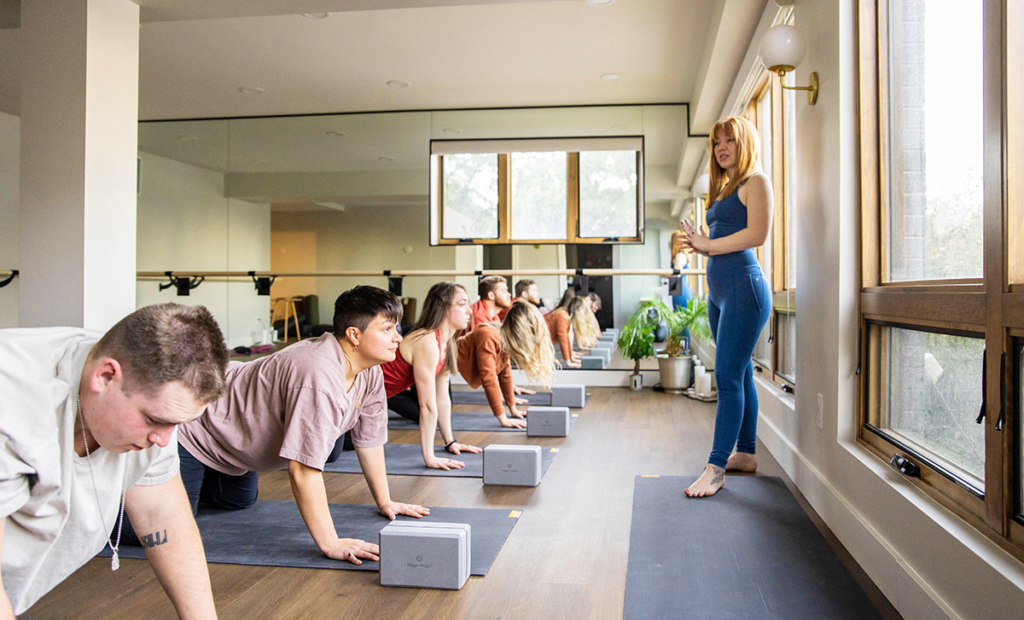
[379,156,395,162]
[325,130,346,137]
[301,12,330,19]
[177,135,200,142]
[601,74,622,81]
[442,128,462,134]
[585,0,615,6]
[238,86,264,95]
[386,80,410,88]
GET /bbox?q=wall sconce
[692,173,710,202]
[758,24,818,105]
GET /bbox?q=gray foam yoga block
[483,444,543,486]
[580,356,605,369]
[526,406,571,437]
[588,348,611,364]
[551,384,585,408]
[380,521,471,590]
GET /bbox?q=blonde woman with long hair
[381,281,480,470]
[456,301,557,429]
[544,296,599,366]
[678,115,773,498]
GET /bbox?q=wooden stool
[272,297,303,342]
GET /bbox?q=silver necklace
[78,398,130,571]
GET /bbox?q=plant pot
[630,373,643,391]
[656,354,692,394]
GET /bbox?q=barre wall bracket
[159,272,205,296]
[0,270,17,289]
[249,271,276,296]
[572,270,589,296]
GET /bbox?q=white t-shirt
[0,328,179,615]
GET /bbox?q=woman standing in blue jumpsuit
[678,116,773,497]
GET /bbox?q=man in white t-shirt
[0,303,228,619]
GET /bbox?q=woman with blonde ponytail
[456,302,557,428]
[543,296,599,366]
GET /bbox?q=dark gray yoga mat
[451,390,551,405]
[624,476,883,620]
[103,500,519,575]
[387,410,579,432]
[323,442,559,478]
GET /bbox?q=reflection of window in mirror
[578,150,640,239]
[510,152,568,240]
[441,153,500,240]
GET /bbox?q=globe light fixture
[758,24,818,105]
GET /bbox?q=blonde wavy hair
[708,115,760,203]
[500,301,557,388]
[566,297,599,349]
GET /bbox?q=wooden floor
[28,387,899,620]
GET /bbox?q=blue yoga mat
[624,476,883,619]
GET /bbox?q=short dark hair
[333,286,403,335]
[478,275,507,300]
[514,279,536,297]
[92,303,228,404]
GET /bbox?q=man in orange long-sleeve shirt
[467,276,512,331]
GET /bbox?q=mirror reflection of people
[467,276,512,332]
[544,296,599,367]
[0,303,228,619]
[167,286,427,566]
[457,302,557,429]
[497,279,543,321]
[382,282,481,470]
[678,115,773,498]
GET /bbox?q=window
[441,153,499,239]
[430,137,644,245]
[743,63,796,390]
[859,0,1024,558]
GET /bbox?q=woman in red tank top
[379,281,479,470]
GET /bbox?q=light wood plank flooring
[27,387,898,620]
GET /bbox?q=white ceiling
[0,0,718,120]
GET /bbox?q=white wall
[136,152,270,347]
[736,2,1024,619]
[512,244,566,307]
[0,112,18,328]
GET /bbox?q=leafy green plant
[617,297,711,373]
[664,298,711,357]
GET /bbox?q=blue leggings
[707,264,771,468]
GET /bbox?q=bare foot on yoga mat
[685,464,725,497]
[725,452,757,472]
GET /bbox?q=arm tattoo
[710,465,725,486]
[140,529,170,549]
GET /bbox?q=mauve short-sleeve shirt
[179,334,387,476]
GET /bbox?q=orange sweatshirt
[468,299,497,332]
[544,308,573,360]
[456,324,515,416]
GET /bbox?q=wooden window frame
[858,0,1024,560]
[432,140,645,246]
[744,73,796,393]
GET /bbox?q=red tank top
[381,330,446,398]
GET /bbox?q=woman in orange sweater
[456,302,556,428]
[544,296,599,368]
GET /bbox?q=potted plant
[617,298,677,390]
[657,298,711,394]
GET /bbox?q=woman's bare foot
[725,451,757,472]
[684,464,725,497]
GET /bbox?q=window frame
[858,0,1024,560]
[431,137,645,246]
[743,72,796,393]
